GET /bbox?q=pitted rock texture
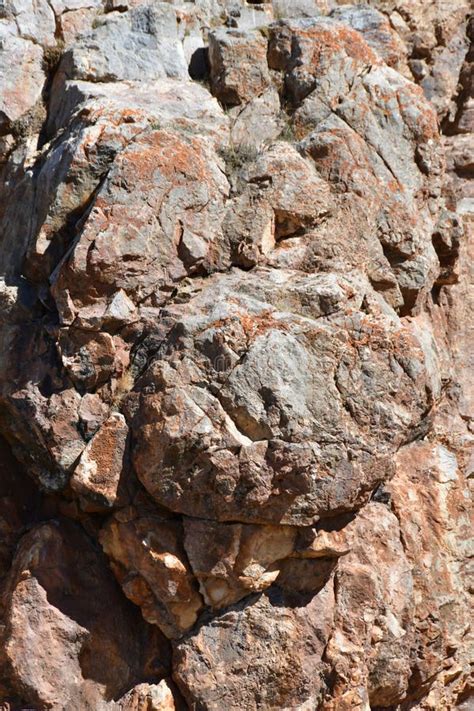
[0,1,472,710]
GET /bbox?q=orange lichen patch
[198,311,291,345]
[385,179,401,193]
[298,25,379,69]
[345,321,426,379]
[391,328,425,359]
[292,121,310,142]
[206,318,230,332]
[86,422,125,487]
[339,282,356,300]
[95,129,211,192]
[300,326,329,348]
[87,106,146,131]
[239,311,290,340]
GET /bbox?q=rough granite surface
[0,0,472,709]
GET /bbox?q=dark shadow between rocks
[274,556,338,603]
[188,47,209,81]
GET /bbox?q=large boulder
[132,267,438,525]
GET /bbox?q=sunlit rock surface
[0,1,472,709]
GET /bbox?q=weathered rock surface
[58,5,188,83]
[0,0,472,709]
[100,509,203,639]
[117,679,178,711]
[132,267,438,525]
[174,584,335,710]
[0,36,45,131]
[0,520,170,710]
[70,412,130,508]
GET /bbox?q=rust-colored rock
[70,412,130,509]
[388,441,473,707]
[132,268,437,525]
[183,518,297,608]
[209,28,272,106]
[0,1,471,709]
[118,679,177,711]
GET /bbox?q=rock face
[0,1,472,710]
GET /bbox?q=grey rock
[208,27,271,105]
[229,87,283,150]
[331,4,407,70]
[59,4,188,83]
[0,35,45,129]
[273,0,327,19]
[9,0,56,45]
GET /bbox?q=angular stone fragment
[183,518,297,608]
[59,329,127,391]
[77,392,109,439]
[173,585,335,710]
[58,7,98,45]
[100,511,203,638]
[1,385,86,491]
[21,112,146,285]
[70,412,129,507]
[118,679,177,711]
[223,186,275,267]
[0,36,45,130]
[48,77,229,141]
[21,78,228,286]
[293,525,351,559]
[209,28,272,105]
[420,23,470,120]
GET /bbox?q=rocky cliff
[0,1,472,709]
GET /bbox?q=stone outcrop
[0,1,472,709]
